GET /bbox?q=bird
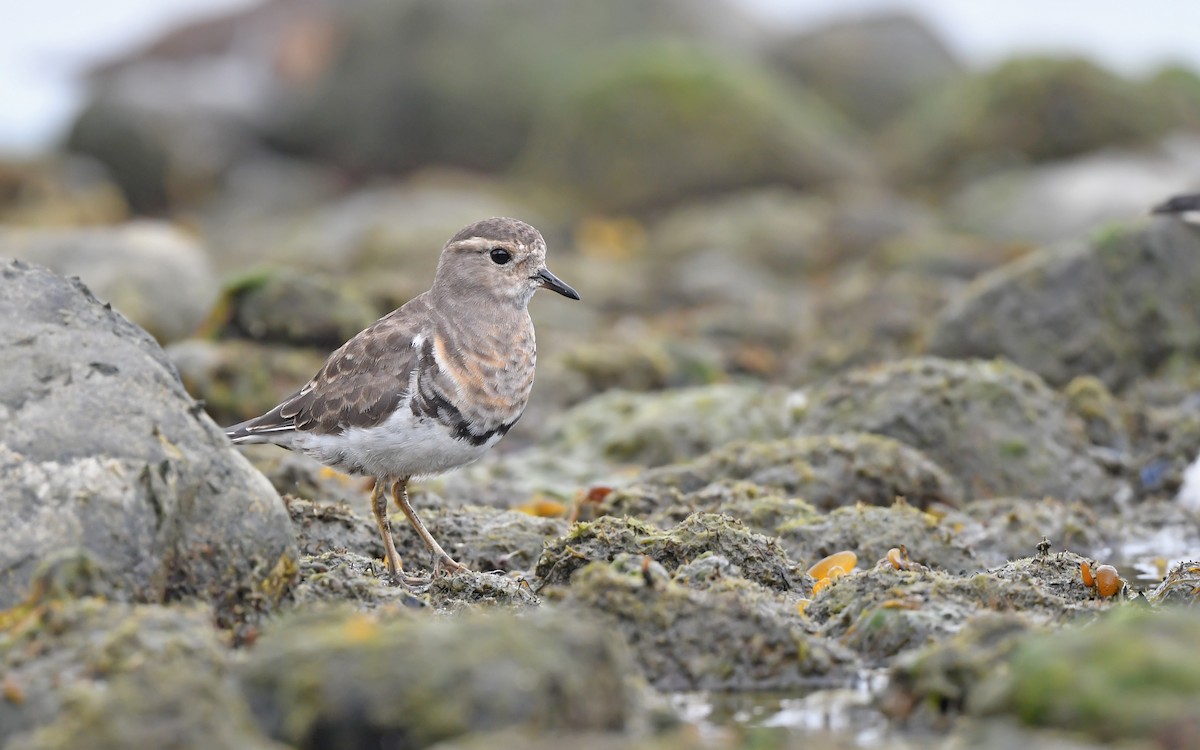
[1150,193,1200,225]
[224,218,579,585]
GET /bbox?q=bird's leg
[370,477,405,583]
[391,478,469,576]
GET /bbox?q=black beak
[536,268,580,300]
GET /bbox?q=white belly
[292,406,501,479]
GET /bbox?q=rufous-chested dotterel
[225,218,579,585]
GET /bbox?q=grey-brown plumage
[225,217,578,583]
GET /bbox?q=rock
[0,222,218,344]
[205,174,545,297]
[546,557,855,690]
[778,502,979,574]
[546,383,799,468]
[520,42,869,212]
[884,56,1172,187]
[971,607,1200,744]
[265,0,753,176]
[238,608,642,749]
[0,156,127,227]
[286,495,566,577]
[0,260,296,626]
[291,550,539,611]
[598,481,820,537]
[928,218,1200,391]
[881,614,1036,728]
[1062,375,1129,452]
[942,497,1109,569]
[635,433,963,512]
[207,268,380,349]
[806,553,1095,661]
[947,140,1200,245]
[768,12,961,130]
[0,595,279,749]
[536,513,808,593]
[646,187,835,276]
[793,358,1119,503]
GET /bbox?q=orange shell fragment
[1094,564,1122,598]
[1080,560,1095,588]
[808,550,857,580]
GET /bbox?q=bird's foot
[432,554,471,579]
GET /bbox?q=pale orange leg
[370,478,404,581]
[391,478,469,575]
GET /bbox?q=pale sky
[2,0,1199,155]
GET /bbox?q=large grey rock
[928,217,1200,390]
[883,56,1173,187]
[519,42,869,212]
[0,222,219,343]
[793,357,1120,503]
[0,260,296,623]
[265,0,754,176]
[769,12,961,130]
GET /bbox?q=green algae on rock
[599,481,821,537]
[519,42,868,213]
[0,596,274,749]
[205,268,380,349]
[803,555,1093,663]
[971,607,1200,744]
[928,218,1200,391]
[546,557,855,691]
[238,608,641,749]
[778,502,978,575]
[882,614,1038,729]
[636,433,963,511]
[793,357,1119,503]
[547,384,799,468]
[286,495,566,577]
[536,513,808,593]
[883,56,1171,187]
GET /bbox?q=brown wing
[224,298,429,441]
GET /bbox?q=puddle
[671,670,892,746]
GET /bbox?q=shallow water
[672,670,891,746]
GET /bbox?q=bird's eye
[489,247,512,265]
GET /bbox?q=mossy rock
[794,357,1118,503]
[599,481,820,537]
[520,42,867,212]
[536,513,807,593]
[805,556,1093,662]
[265,0,750,175]
[546,557,855,690]
[545,383,798,468]
[778,502,978,574]
[206,269,379,349]
[238,608,640,748]
[636,433,963,512]
[971,607,1200,743]
[929,218,1200,392]
[0,596,275,749]
[883,56,1171,186]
